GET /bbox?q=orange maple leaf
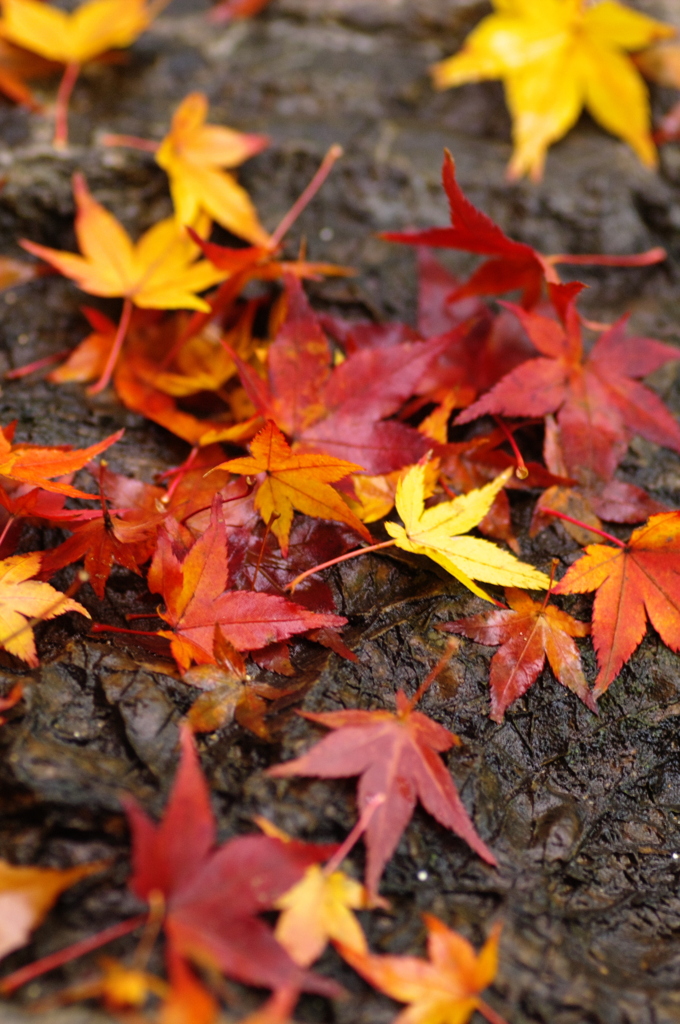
[0,858,104,961]
[338,917,504,1024]
[554,512,680,698]
[217,420,371,555]
[0,551,90,666]
[0,422,123,498]
[21,175,227,394]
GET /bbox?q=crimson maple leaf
[148,497,347,670]
[124,726,341,995]
[456,283,680,485]
[383,151,665,310]
[230,275,453,474]
[269,687,496,897]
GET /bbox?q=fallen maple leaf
[229,275,454,475]
[443,587,594,722]
[384,463,549,602]
[553,512,680,697]
[456,284,680,487]
[155,92,270,243]
[217,420,371,556]
[124,726,341,995]
[530,414,666,544]
[21,174,227,393]
[274,864,368,968]
[0,858,104,962]
[338,916,504,1024]
[0,0,163,146]
[0,422,123,499]
[384,153,667,310]
[269,658,497,897]
[148,497,347,670]
[40,463,166,598]
[431,0,675,179]
[0,551,90,666]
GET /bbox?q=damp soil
[2,1,680,1021]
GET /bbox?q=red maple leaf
[269,685,496,897]
[442,588,594,721]
[383,151,665,310]
[456,284,680,484]
[148,497,347,670]
[124,726,341,996]
[229,275,453,474]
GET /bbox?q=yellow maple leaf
[21,174,227,393]
[0,858,104,963]
[0,551,90,666]
[155,92,270,245]
[0,0,154,64]
[431,0,675,180]
[0,0,163,146]
[338,916,502,1024]
[216,420,372,555]
[385,464,549,601]
[275,863,368,968]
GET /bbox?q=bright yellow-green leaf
[385,464,550,601]
[1,0,154,65]
[275,864,368,967]
[431,0,675,179]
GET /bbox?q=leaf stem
[323,793,386,877]
[270,144,343,248]
[100,133,160,153]
[542,508,626,547]
[492,417,528,479]
[286,538,395,592]
[53,62,80,150]
[477,998,510,1024]
[88,297,133,395]
[407,638,459,709]
[547,247,666,269]
[0,915,146,994]
[90,624,161,637]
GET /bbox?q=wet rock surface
[2,0,680,1021]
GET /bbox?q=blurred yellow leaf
[156,92,270,244]
[432,0,675,179]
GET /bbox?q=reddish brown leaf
[443,588,594,722]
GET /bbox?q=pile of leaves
[0,0,680,1021]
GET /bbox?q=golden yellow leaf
[156,92,270,244]
[431,0,675,179]
[385,464,549,601]
[0,0,154,65]
[275,863,368,967]
[21,174,226,311]
[0,551,90,666]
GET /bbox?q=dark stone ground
[3,0,680,1020]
